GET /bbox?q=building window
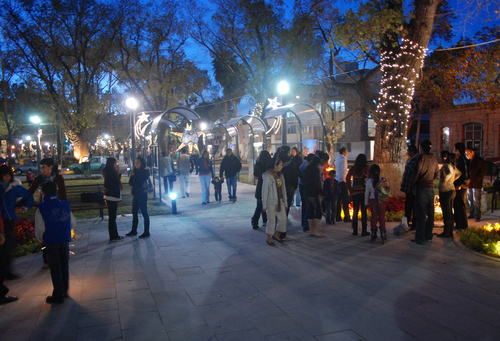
[463,123,483,153]
[329,101,345,112]
[441,127,450,152]
[367,115,375,137]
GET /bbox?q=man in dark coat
[219,148,242,202]
[454,142,470,230]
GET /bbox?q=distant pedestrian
[291,147,303,206]
[102,158,123,241]
[299,154,315,231]
[219,148,242,202]
[26,168,36,186]
[262,157,288,246]
[303,156,326,237]
[323,169,339,225]
[453,143,470,230]
[126,157,150,238]
[190,152,199,173]
[365,164,388,243]
[438,151,460,238]
[211,176,224,202]
[196,151,213,204]
[279,146,298,218]
[400,145,418,231]
[466,148,488,222]
[123,148,130,165]
[177,147,192,198]
[346,153,369,236]
[411,140,439,245]
[35,182,75,304]
[335,147,350,222]
[159,151,176,194]
[252,150,272,230]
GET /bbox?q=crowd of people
[0,140,490,306]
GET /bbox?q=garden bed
[459,223,500,258]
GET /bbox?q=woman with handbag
[126,157,150,238]
[102,158,123,241]
[159,151,176,195]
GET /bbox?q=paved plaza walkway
[1,173,500,341]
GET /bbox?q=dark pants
[285,185,296,217]
[324,200,337,223]
[163,176,174,194]
[132,193,150,235]
[299,184,308,230]
[253,199,267,228]
[307,196,323,220]
[454,188,468,230]
[3,220,16,276]
[215,191,221,201]
[415,188,435,243]
[336,182,350,221]
[439,190,456,237]
[46,243,69,298]
[107,200,119,240]
[0,244,9,297]
[405,192,416,228]
[352,193,368,233]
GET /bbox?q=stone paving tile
[3,177,500,340]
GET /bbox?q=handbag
[141,178,154,193]
[168,174,177,182]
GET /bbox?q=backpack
[376,177,391,202]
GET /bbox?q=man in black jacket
[219,148,242,202]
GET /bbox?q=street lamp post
[126,97,139,163]
[30,115,41,172]
[278,81,289,145]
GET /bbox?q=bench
[65,184,158,219]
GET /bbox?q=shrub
[459,224,500,258]
[13,218,43,258]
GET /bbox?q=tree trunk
[67,129,89,162]
[374,0,440,196]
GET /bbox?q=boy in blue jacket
[323,170,340,225]
[35,182,75,304]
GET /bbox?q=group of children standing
[321,157,390,243]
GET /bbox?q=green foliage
[459,227,500,257]
[14,238,43,258]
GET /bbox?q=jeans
[295,189,301,206]
[179,174,190,196]
[163,176,174,194]
[106,200,119,239]
[132,192,150,235]
[226,175,238,200]
[253,199,268,227]
[454,188,468,230]
[306,196,323,220]
[439,190,456,236]
[415,188,435,243]
[199,174,211,203]
[468,188,482,219]
[324,200,337,223]
[405,192,416,228]
[46,243,69,297]
[337,182,350,221]
[215,191,221,201]
[352,193,367,233]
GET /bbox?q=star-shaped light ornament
[267,97,281,110]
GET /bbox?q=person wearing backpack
[365,164,389,243]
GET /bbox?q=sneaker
[0,296,19,305]
[186,193,190,197]
[475,217,481,222]
[41,263,49,269]
[125,231,137,236]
